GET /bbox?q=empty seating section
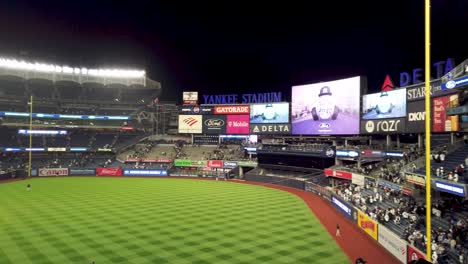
[416,145,468,183]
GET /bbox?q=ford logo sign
[445,80,456,89]
[319,123,330,128]
[204,119,225,127]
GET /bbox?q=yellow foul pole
[424,0,432,259]
[28,95,33,177]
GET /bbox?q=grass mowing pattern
[0,177,349,264]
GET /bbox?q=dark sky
[0,1,466,102]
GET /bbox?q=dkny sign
[361,118,405,134]
[406,100,426,133]
[250,123,291,134]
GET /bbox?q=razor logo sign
[365,120,401,133]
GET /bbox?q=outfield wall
[244,175,427,263]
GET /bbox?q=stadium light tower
[424,0,432,259]
[28,95,33,177]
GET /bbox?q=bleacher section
[416,144,468,183]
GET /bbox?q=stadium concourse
[1,57,468,264]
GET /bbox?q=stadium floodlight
[0,57,146,79]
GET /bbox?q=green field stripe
[0,177,349,264]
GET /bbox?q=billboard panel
[432,94,459,132]
[406,100,425,133]
[202,115,226,134]
[378,225,407,263]
[362,89,407,120]
[179,105,214,115]
[250,123,291,134]
[193,135,219,145]
[96,168,122,176]
[123,169,168,176]
[292,76,361,135]
[250,103,289,124]
[226,115,250,134]
[357,210,378,240]
[361,118,405,134]
[38,168,69,176]
[178,115,203,134]
[407,245,426,263]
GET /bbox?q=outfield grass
[0,177,349,264]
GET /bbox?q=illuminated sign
[435,181,465,197]
[399,58,454,87]
[123,170,168,176]
[18,129,67,135]
[336,150,360,158]
[214,105,250,115]
[384,151,404,157]
[0,112,131,120]
[97,148,113,152]
[70,148,88,152]
[25,148,45,152]
[47,148,66,152]
[442,75,468,90]
[331,196,352,217]
[202,92,282,104]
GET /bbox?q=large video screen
[250,103,289,124]
[292,76,361,135]
[362,89,406,120]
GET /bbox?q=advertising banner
[405,173,426,186]
[352,173,365,186]
[226,115,250,134]
[361,118,405,134]
[202,115,226,134]
[47,147,66,152]
[435,181,466,197]
[336,149,360,158]
[207,160,223,168]
[250,123,291,134]
[174,159,207,167]
[193,135,219,145]
[378,225,407,263]
[324,169,352,180]
[442,75,468,90]
[214,105,250,115]
[96,167,122,176]
[123,169,168,176]
[178,115,203,134]
[179,105,214,115]
[250,103,289,124]
[69,169,96,176]
[433,94,459,132]
[223,161,238,169]
[38,168,69,176]
[406,100,426,133]
[292,76,361,135]
[331,195,357,221]
[360,149,384,158]
[378,179,401,191]
[237,161,258,167]
[357,210,378,240]
[142,159,172,163]
[406,79,442,101]
[125,158,139,162]
[407,245,427,263]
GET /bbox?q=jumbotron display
[250,103,289,124]
[291,76,361,135]
[362,89,407,120]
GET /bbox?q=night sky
[0,1,466,102]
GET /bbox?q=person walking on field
[336,224,341,237]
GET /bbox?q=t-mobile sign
[226,115,250,134]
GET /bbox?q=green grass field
[0,177,349,264]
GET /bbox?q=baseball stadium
[0,55,467,264]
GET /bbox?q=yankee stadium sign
[202,92,282,104]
